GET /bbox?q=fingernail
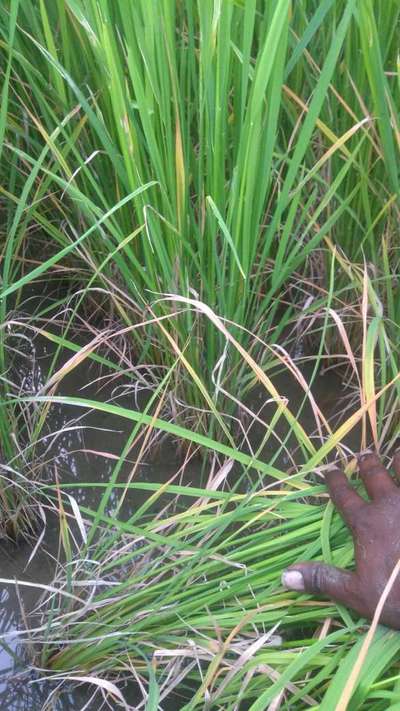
[282,570,305,591]
[358,449,374,462]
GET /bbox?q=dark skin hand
[282,452,400,630]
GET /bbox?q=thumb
[282,561,360,608]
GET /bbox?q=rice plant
[2,0,398,434]
[0,294,394,708]
[0,0,399,707]
[0,309,46,538]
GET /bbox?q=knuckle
[311,565,325,594]
[351,515,370,538]
[346,499,367,521]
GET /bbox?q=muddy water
[0,323,203,709]
[0,326,351,709]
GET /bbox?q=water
[0,322,204,709]
[0,318,353,709]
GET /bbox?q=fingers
[324,468,366,527]
[282,562,362,610]
[358,452,397,500]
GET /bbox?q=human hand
[282,452,400,629]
